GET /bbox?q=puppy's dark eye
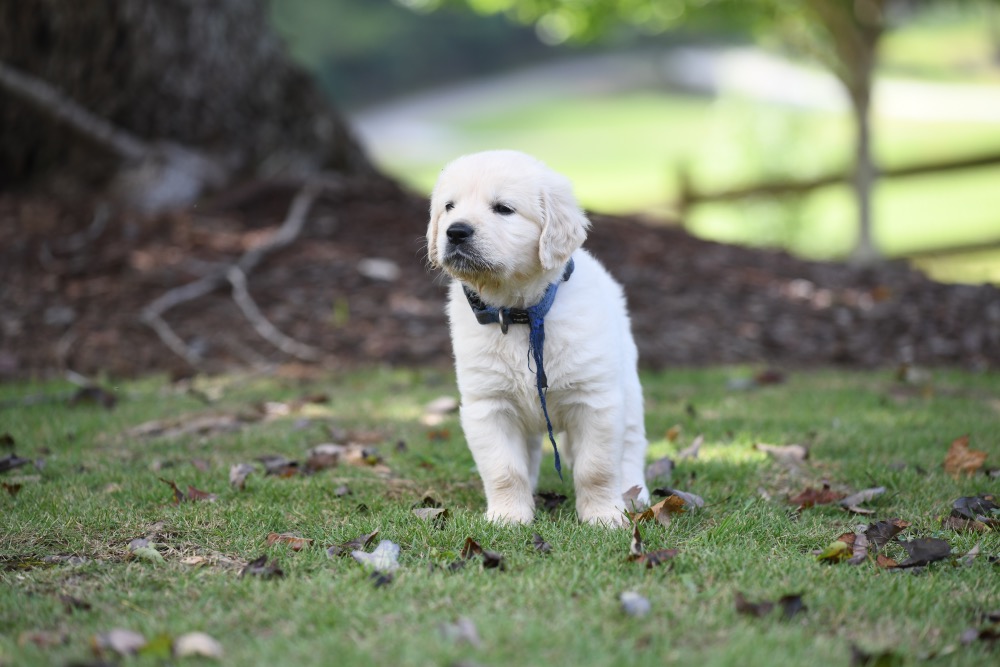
[444,201,454,212]
[492,203,515,216]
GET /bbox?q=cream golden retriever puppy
[426,150,649,526]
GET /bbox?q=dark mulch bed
[2,178,998,380]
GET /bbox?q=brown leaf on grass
[951,495,999,525]
[461,537,505,569]
[875,554,898,568]
[633,548,679,569]
[326,529,380,558]
[628,524,644,557]
[735,591,774,617]
[239,554,284,579]
[0,453,31,474]
[535,491,568,511]
[0,432,14,448]
[229,463,254,490]
[186,485,217,502]
[412,507,449,525]
[304,444,341,472]
[866,518,910,552]
[944,435,988,478]
[622,485,644,507]
[531,533,552,553]
[159,477,185,504]
[632,495,687,527]
[266,532,313,551]
[2,481,22,497]
[258,455,300,477]
[897,538,951,568]
[626,524,678,568]
[943,516,990,533]
[789,484,845,509]
[665,425,682,442]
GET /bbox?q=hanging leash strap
[462,259,574,479]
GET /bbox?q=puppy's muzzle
[446,222,474,246]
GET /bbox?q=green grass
[2,367,999,666]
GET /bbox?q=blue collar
[462,258,574,480]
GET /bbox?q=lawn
[2,367,998,666]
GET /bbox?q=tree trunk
[806,0,885,264]
[0,0,376,202]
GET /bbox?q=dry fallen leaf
[173,632,224,659]
[625,524,678,568]
[229,463,254,490]
[412,507,450,526]
[266,532,313,551]
[2,481,22,497]
[461,537,504,569]
[866,518,910,552]
[92,628,147,656]
[240,554,284,579]
[735,592,806,620]
[839,487,885,514]
[352,540,401,573]
[789,484,845,509]
[531,533,552,554]
[944,435,988,478]
[620,591,651,617]
[0,453,31,474]
[665,425,682,442]
[327,529,380,558]
[897,537,951,568]
[535,491,567,511]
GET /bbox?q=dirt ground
[2,177,998,381]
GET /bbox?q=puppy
[426,150,649,526]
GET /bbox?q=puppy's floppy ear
[539,177,590,271]
[426,202,443,268]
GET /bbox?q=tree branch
[140,181,326,367]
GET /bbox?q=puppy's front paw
[485,503,535,525]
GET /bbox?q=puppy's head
[426,150,589,296]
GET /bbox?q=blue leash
[462,259,574,480]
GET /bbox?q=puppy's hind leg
[527,433,543,492]
[620,373,650,509]
[461,398,536,525]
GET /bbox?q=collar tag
[498,309,510,334]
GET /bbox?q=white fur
[428,150,649,526]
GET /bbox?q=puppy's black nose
[446,222,474,245]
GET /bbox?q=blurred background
[274,0,1000,284]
